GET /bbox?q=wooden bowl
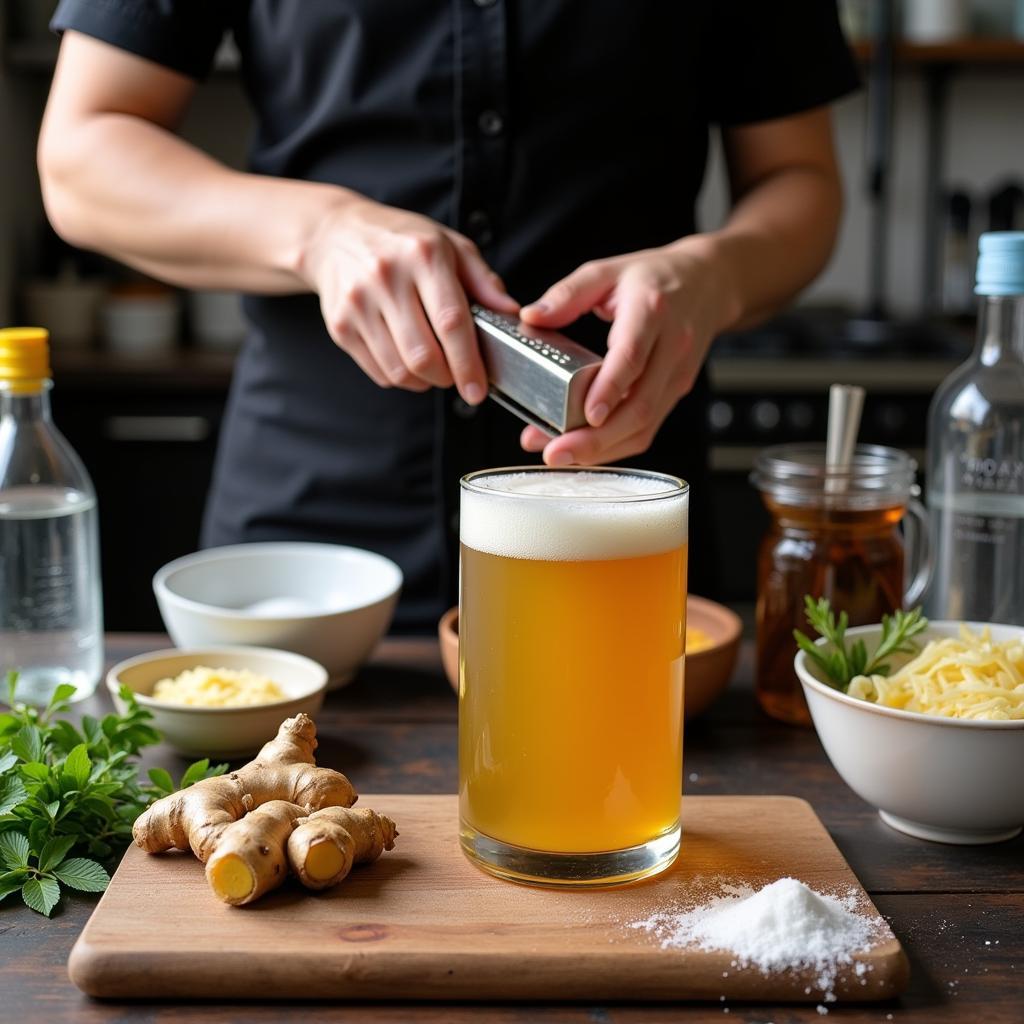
[438,595,741,720]
[684,595,743,719]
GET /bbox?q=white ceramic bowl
[796,621,1024,845]
[153,542,402,688]
[187,289,246,349]
[107,646,328,759]
[102,295,180,354]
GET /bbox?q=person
[38,2,858,632]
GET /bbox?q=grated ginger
[847,625,1024,721]
[152,666,285,707]
[687,626,714,653]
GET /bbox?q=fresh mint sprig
[794,596,929,692]
[1,671,227,916]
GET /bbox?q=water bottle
[925,233,1024,624]
[0,328,103,703]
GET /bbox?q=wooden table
[3,633,1022,1023]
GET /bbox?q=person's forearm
[685,164,843,333]
[39,112,350,293]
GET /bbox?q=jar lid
[750,443,917,509]
[0,327,51,388]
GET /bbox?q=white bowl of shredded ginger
[796,621,1024,845]
[107,646,328,759]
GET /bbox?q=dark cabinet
[50,355,231,631]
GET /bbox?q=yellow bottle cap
[0,328,52,389]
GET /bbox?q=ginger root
[133,714,397,906]
[288,806,398,890]
[205,800,299,905]
[133,713,355,862]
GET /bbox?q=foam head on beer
[460,470,687,562]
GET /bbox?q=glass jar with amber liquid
[751,444,931,725]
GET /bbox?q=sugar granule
[630,877,882,997]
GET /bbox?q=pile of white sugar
[631,877,882,999]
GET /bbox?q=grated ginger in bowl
[847,626,1024,721]
[686,626,714,653]
[152,666,285,708]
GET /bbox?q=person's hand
[300,195,518,403]
[518,235,740,465]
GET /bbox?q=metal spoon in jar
[824,384,866,495]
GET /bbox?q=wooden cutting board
[69,794,908,1002]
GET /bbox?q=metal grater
[471,305,602,435]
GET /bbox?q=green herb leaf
[22,876,61,916]
[146,767,174,795]
[865,606,929,676]
[793,629,840,687]
[180,758,227,789]
[11,726,43,764]
[47,684,78,715]
[87,838,112,860]
[0,830,31,869]
[27,817,51,854]
[0,869,27,902]
[0,774,29,815]
[38,835,78,872]
[0,751,17,773]
[179,759,210,789]
[797,596,929,692]
[62,744,92,789]
[80,715,100,744]
[52,857,110,892]
[849,639,868,678]
[49,720,85,754]
[19,761,50,783]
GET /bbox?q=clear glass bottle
[0,328,103,703]
[925,232,1024,625]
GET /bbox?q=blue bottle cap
[976,231,1024,295]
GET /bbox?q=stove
[706,311,968,462]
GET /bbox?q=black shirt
[52,0,858,631]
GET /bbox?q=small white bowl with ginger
[107,646,328,759]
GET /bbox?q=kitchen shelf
[853,37,1024,66]
[51,347,237,393]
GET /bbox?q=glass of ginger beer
[458,466,688,886]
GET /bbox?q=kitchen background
[1,0,1023,630]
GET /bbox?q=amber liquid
[756,500,905,725]
[459,542,686,853]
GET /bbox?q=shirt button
[466,210,493,246]
[478,109,504,137]
[453,396,480,419]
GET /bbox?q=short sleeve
[703,1,860,126]
[51,0,232,80]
